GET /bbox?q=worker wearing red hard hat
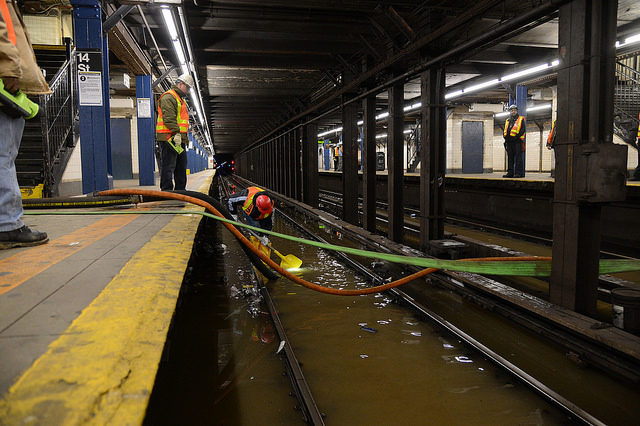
[228,186,274,244]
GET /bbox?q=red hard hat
[255,194,273,214]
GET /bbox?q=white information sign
[77,51,103,106]
[137,98,152,118]
[78,73,103,106]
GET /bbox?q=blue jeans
[0,110,25,232]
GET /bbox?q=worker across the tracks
[228,186,274,244]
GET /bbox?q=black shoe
[502,174,514,178]
[0,225,49,249]
[629,176,640,181]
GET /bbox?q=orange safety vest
[547,119,556,148]
[504,115,526,140]
[155,89,188,135]
[242,186,272,219]
[0,0,17,46]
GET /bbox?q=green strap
[25,210,640,277]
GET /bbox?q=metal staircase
[17,42,78,197]
[614,57,640,148]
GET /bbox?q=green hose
[24,209,640,277]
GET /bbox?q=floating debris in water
[360,354,369,359]
[442,355,474,364]
[360,326,377,333]
[277,341,286,354]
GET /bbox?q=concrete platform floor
[0,170,214,424]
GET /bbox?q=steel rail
[273,189,608,425]
[217,176,325,425]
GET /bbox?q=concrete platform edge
[0,175,213,425]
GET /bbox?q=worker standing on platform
[546,118,557,178]
[0,0,50,249]
[503,104,526,178]
[630,114,640,181]
[156,73,193,191]
[228,186,274,244]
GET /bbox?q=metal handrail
[613,56,640,145]
[38,47,78,196]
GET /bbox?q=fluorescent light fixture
[527,104,552,112]
[318,127,342,138]
[494,103,551,118]
[463,78,500,93]
[501,63,552,82]
[172,40,186,64]
[446,61,559,100]
[161,7,178,40]
[445,90,463,100]
[376,112,389,120]
[621,33,640,47]
[403,102,422,112]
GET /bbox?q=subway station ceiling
[109,0,640,157]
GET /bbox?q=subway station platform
[0,170,215,424]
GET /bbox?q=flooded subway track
[144,216,302,425]
[268,213,640,425]
[143,205,634,425]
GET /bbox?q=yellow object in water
[271,245,303,269]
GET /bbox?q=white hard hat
[177,73,194,89]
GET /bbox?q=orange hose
[99,189,551,296]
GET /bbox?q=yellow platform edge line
[0,173,214,425]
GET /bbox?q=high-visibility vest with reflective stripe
[0,0,17,46]
[504,115,525,140]
[156,89,188,135]
[637,113,640,139]
[243,186,271,219]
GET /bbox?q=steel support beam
[295,128,302,201]
[362,95,377,232]
[419,67,446,249]
[387,81,405,243]
[302,121,319,207]
[342,95,359,225]
[550,0,619,315]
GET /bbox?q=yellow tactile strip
[0,177,212,424]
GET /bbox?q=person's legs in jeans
[0,111,26,232]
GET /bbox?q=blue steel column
[136,75,155,185]
[102,35,112,178]
[71,0,110,193]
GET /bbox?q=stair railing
[38,47,78,196]
[406,123,420,173]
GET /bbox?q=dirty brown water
[145,216,639,425]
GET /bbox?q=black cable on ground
[22,195,137,209]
